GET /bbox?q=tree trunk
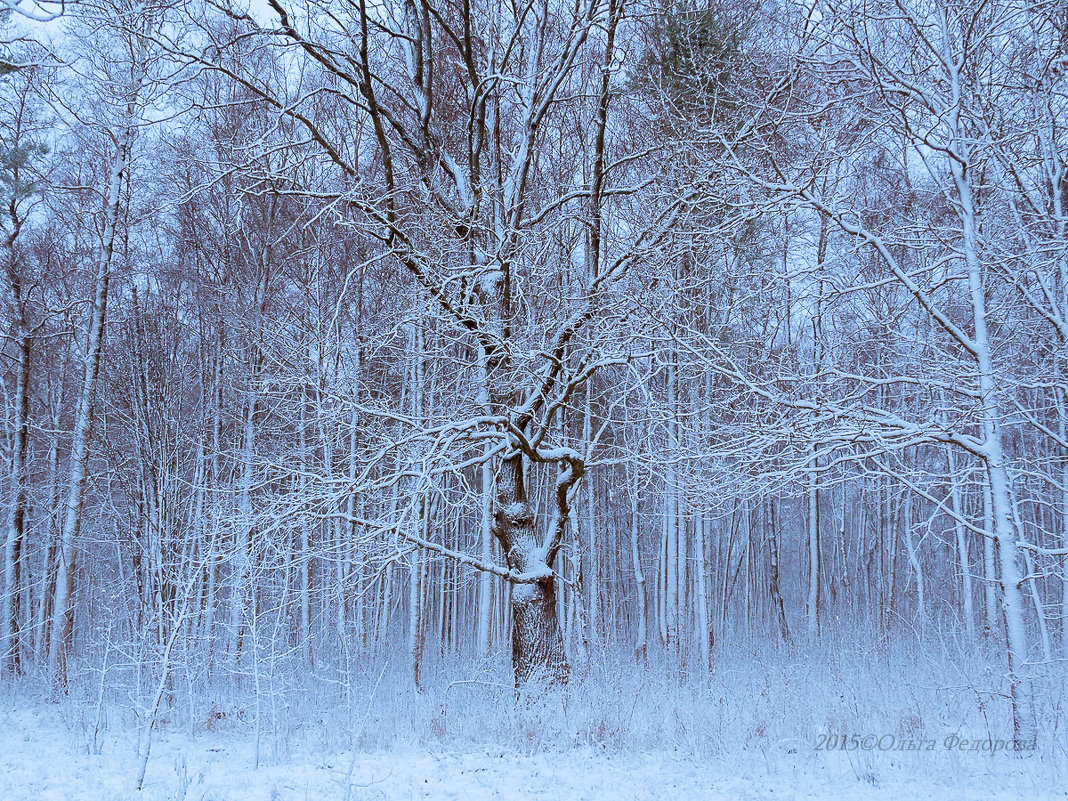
[1057,388,1068,660]
[946,448,975,639]
[47,126,133,690]
[664,357,679,652]
[511,576,567,687]
[768,496,790,642]
[0,144,32,675]
[0,315,29,676]
[477,455,494,655]
[408,545,424,688]
[494,454,568,687]
[951,140,1036,744]
[981,480,999,640]
[902,491,924,633]
[583,388,598,643]
[806,447,821,638]
[628,464,647,663]
[227,392,257,662]
[694,506,710,670]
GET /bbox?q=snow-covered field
[1,691,1062,801]
[2,636,1063,800]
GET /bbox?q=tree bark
[627,464,648,663]
[951,126,1036,743]
[946,447,975,639]
[768,496,790,642]
[47,119,136,690]
[0,211,30,675]
[806,447,821,638]
[493,453,570,687]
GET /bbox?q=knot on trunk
[495,500,533,528]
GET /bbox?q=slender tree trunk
[478,455,494,655]
[886,483,899,632]
[657,521,667,646]
[48,119,137,690]
[952,140,1036,743]
[982,480,999,640]
[0,164,32,676]
[694,504,710,671]
[476,339,495,656]
[583,388,598,643]
[408,543,424,688]
[664,357,679,652]
[902,491,924,633]
[768,496,790,642]
[35,418,61,661]
[806,447,820,638]
[0,318,29,676]
[227,392,257,662]
[344,403,360,654]
[408,322,426,686]
[947,448,975,639]
[298,519,312,665]
[627,464,647,663]
[1058,388,1068,660]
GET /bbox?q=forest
[0,0,1065,797]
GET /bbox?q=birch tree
[46,0,163,689]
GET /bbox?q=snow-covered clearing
[0,692,1061,801]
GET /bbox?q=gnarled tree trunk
[492,453,574,687]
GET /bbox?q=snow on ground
[0,700,1062,801]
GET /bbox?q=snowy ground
[0,699,1062,801]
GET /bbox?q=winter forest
[0,0,1066,797]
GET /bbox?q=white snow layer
[0,698,1061,801]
